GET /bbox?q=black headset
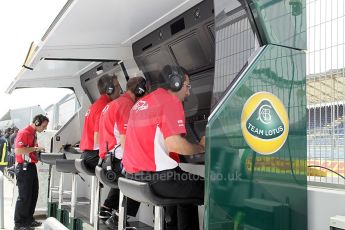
[33,114,47,127]
[134,78,147,97]
[166,65,183,92]
[105,77,115,95]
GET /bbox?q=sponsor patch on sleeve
[177,120,184,127]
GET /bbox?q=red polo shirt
[15,125,38,163]
[80,94,111,151]
[99,92,134,159]
[122,88,185,173]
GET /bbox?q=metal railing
[307,0,345,186]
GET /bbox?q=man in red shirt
[98,76,146,226]
[80,74,121,165]
[123,65,205,230]
[79,74,121,220]
[14,114,49,230]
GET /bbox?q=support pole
[0,171,3,229]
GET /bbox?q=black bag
[101,149,123,183]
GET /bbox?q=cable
[307,165,345,180]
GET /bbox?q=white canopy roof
[7,0,202,93]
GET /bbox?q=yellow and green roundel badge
[241,92,289,155]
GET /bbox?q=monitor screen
[184,70,214,118]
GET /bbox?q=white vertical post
[58,172,64,209]
[0,171,4,229]
[70,174,77,218]
[118,191,126,230]
[48,166,54,203]
[90,176,95,224]
[154,206,164,230]
[93,181,100,230]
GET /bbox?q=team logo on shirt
[102,104,110,114]
[177,120,184,127]
[85,109,90,117]
[133,100,148,112]
[241,92,289,155]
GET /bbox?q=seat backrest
[40,153,66,165]
[56,159,79,174]
[118,177,202,206]
[74,158,95,176]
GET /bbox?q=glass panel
[212,0,260,107]
[56,94,80,130]
[249,0,307,49]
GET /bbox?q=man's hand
[165,135,205,155]
[199,136,206,148]
[35,146,45,153]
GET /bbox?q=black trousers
[81,150,140,216]
[103,188,140,217]
[126,167,204,230]
[14,163,39,227]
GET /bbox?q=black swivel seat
[118,177,203,230]
[74,159,99,229]
[40,153,66,217]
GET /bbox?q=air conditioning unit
[330,216,345,230]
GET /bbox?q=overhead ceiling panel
[8,0,202,92]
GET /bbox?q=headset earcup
[34,118,41,126]
[105,77,115,95]
[135,79,147,97]
[106,86,114,95]
[169,74,182,92]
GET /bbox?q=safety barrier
[43,217,69,230]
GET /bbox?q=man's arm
[94,132,99,149]
[120,135,126,151]
[165,135,205,156]
[15,146,45,155]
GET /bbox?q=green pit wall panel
[204,44,307,230]
[204,0,307,229]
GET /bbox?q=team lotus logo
[241,92,289,155]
